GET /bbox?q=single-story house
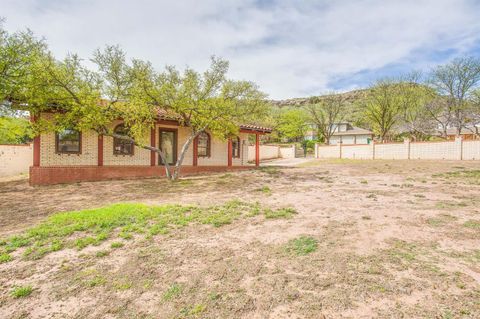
[444,126,479,141]
[30,111,271,185]
[329,123,373,145]
[305,123,373,145]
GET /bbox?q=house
[444,126,479,141]
[328,123,373,145]
[305,123,373,144]
[29,112,271,185]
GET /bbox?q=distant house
[444,126,479,140]
[304,123,374,145]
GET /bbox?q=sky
[2,0,480,99]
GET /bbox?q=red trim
[240,129,268,134]
[150,128,156,166]
[29,165,255,186]
[98,135,103,166]
[227,138,233,166]
[193,136,198,166]
[31,114,40,167]
[255,133,260,167]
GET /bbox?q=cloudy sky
[2,0,480,99]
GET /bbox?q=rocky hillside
[269,89,368,107]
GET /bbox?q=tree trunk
[171,133,197,180]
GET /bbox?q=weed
[360,180,368,184]
[95,250,109,257]
[264,207,297,219]
[11,285,33,298]
[110,242,124,249]
[88,275,107,287]
[463,220,480,229]
[163,283,182,301]
[0,253,12,263]
[285,236,318,256]
[255,186,271,194]
[180,304,206,316]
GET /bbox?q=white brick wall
[0,144,32,176]
[375,143,408,160]
[462,141,480,160]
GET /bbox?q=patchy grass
[11,285,33,298]
[0,201,294,261]
[426,214,458,227]
[285,236,318,256]
[254,186,272,195]
[463,220,480,229]
[163,283,183,301]
[0,252,12,263]
[264,207,297,219]
[433,170,480,185]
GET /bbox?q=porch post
[193,136,198,166]
[150,127,156,166]
[227,138,232,167]
[98,134,103,166]
[255,133,260,167]
[31,113,40,167]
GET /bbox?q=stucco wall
[330,134,371,145]
[0,144,32,177]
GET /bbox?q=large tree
[275,108,309,142]
[2,28,267,180]
[428,57,480,136]
[305,93,347,144]
[397,73,437,141]
[363,79,403,142]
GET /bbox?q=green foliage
[0,201,295,260]
[275,108,309,141]
[11,285,33,298]
[285,236,318,256]
[163,283,183,301]
[0,252,12,263]
[0,116,32,144]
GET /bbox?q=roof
[445,126,479,136]
[157,109,272,133]
[332,126,373,136]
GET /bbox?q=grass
[163,283,182,301]
[433,170,480,185]
[463,220,480,229]
[0,201,294,261]
[285,236,318,256]
[254,185,272,194]
[11,285,33,298]
[264,207,297,219]
[110,242,124,249]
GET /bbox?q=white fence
[0,144,33,177]
[316,137,480,161]
[248,144,295,161]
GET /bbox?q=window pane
[113,124,134,155]
[197,133,209,157]
[160,131,175,164]
[57,129,80,153]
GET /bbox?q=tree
[0,116,32,144]
[2,28,267,180]
[428,57,480,136]
[305,93,347,144]
[275,108,309,142]
[363,79,403,142]
[397,73,437,141]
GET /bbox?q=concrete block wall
[316,137,479,161]
[0,144,32,177]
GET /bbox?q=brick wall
[29,165,254,185]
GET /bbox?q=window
[232,137,241,158]
[197,132,211,157]
[113,124,134,155]
[56,129,81,154]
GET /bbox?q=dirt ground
[0,159,479,318]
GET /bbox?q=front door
[159,129,177,165]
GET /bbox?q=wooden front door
[159,128,177,165]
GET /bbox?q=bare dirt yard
[0,159,479,318]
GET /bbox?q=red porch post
[150,127,156,166]
[255,133,260,167]
[193,136,198,166]
[31,113,40,167]
[227,138,232,167]
[97,134,103,166]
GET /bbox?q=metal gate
[295,144,305,158]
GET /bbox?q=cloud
[2,0,480,99]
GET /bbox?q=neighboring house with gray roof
[305,123,374,145]
[328,123,373,145]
